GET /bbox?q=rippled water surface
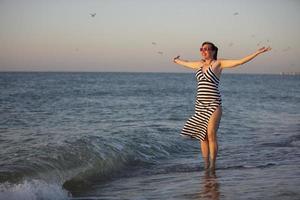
[0,72,299,199]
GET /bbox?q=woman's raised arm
[173,55,202,70]
[220,47,271,69]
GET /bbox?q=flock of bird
[87,11,290,56]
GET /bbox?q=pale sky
[0,0,299,73]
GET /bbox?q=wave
[0,132,191,195]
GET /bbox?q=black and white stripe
[181,65,222,141]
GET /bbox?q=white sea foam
[0,180,69,200]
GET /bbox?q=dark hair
[202,41,218,60]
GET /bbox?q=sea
[0,72,299,200]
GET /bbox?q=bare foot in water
[204,157,210,170]
[210,160,216,174]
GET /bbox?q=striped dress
[181,64,222,141]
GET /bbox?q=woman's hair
[202,41,218,60]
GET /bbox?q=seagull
[152,42,157,45]
[233,12,239,16]
[257,41,262,46]
[90,13,96,17]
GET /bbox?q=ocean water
[0,72,299,200]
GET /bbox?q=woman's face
[200,44,214,60]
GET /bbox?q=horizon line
[0,70,297,75]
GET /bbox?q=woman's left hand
[257,46,272,54]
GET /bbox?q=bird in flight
[257,41,262,46]
[233,12,239,16]
[90,13,96,17]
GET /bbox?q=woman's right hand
[173,55,180,63]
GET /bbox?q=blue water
[0,72,299,200]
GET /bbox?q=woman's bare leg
[200,138,210,169]
[207,106,222,171]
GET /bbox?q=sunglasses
[200,47,213,52]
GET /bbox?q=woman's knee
[207,130,217,142]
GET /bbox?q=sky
[0,0,299,74]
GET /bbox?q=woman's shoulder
[211,60,222,72]
[211,59,221,67]
[214,59,223,64]
[191,60,204,70]
[216,59,230,65]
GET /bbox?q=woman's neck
[204,59,214,65]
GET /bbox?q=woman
[173,41,271,171]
